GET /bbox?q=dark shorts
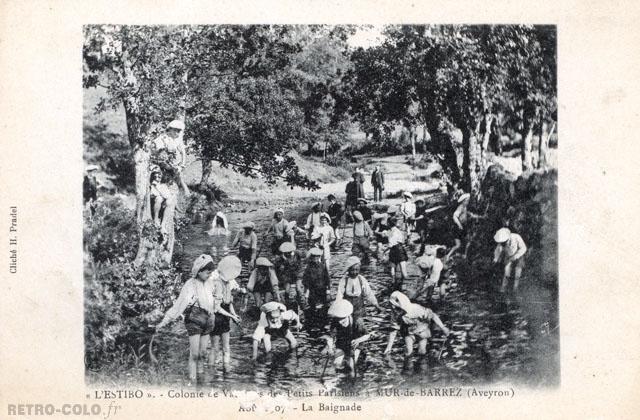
[265,321,290,339]
[271,237,286,255]
[184,306,215,336]
[254,280,273,294]
[453,224,467,241]
[238,246,253,262]
[389,244,408,264]
[212,303,231,336]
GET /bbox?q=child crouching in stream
[155,254,217,383]
[251,302,301,360]
[383,291,450,358]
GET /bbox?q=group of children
[155,188,528,382]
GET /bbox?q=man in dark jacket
[371,165,385,202]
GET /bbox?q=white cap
[494,228,511,243]
[168,120,185,130]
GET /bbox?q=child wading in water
[313,213,336,271]
[493,227,528,293]
[266,209,291,255]
[247,257,281,308]
[231,221,257,269]
[274,242,303,308]
[252,302,301,360]
[384,291,450,357]
[413,247,447,304]
[399,192,416,242]
[385,216,409,290]
[322,300,372,377]
[301,247,331,318]
[352,211,374,262]
[336,256,382,323]
[155,254,216,383]
[209,256,243,368]
[207,211,230,258]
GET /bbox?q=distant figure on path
[371,165,385,202]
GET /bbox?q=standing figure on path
[207,211,230,258]
[345,172,363,223]
[371,165,385,202]
[231,221,257,270]
[400,192,416,242]
[327,195,344,249]
[209,256,243,368]
[152,119,189,194]
[413,247,446,304]
[493,228,527,293]
[266,209,290,255]
[302,247,331,317]
[383,291,450,357]
[155,254,216,383]
[313,213,336,272]
[305,202,323,240]
[247,257,281,308]
[274,242,304,308]
[252,302,300,360]
[356,198,373,223]
[336,256,382,323]
[385,217,409,289]
[352,211,374,262]
[322,300,372,377]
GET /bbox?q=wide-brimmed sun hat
[168,120,185,130]
[357,198,368,205]
[346,256,361,269]
[261,301,286,314]
[242,221,256,230]
[353,211,364,222]
[416,255,434,270]
[217,255,242,282]
[389,291,412,312]
[494,227,511,243]
[308,247,323,257]
[457,193,471,203]
[403,191,413,199]
[328,300,353,318]
[255,257,274,267]
[320,213,331,222]
[191,254,214,278]
[279,242,296,253]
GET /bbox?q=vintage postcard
[0,1,638,419]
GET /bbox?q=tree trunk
[520,120,534,172]
[410,126,416,161]
[424,112,460,184]
[538,120,555,169]
[461,125,483,195]
[200,159,213,188]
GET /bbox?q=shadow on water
[148,202,560,391]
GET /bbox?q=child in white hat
[493,227,527,293]
[231,221,257,269]
[400,192,416,241]
[322,300,372,376]
[383,291,450,357]
[152,119,189,194]
[209,256,243,367]
[252,302,301,360]
[274,242,304,308]
[413,246,446,303]
[247,257,281,308]
[155,254,216,382]
[302,247,331,315]
[336,256,382,323]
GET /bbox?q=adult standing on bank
[371,165,385,202]
[152,119,189,194]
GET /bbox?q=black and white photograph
[82,24,559,393]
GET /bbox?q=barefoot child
[207,211,230,258]
[247,257,281,308]
[383,291,450,357]
[209,256,243,367]
[252,302,301,359]
[231,221,257,269]
[301,247,331,315]
[266,209,290,255]
[304,202,323,239]
[413,247,446,303]
[274,242,304,308]
[493,227,527,293]
[314,213,336,271]
[352,211,374,262]
[336,256,382,323]
[155,254,216,382]
[400,192,416,241]
[385,216,409,289]
[322,300,372,377]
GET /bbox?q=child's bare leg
[188,335,201,382]
[222,332,231,365]
[417,338,428,355]
[404,336,415,357]
[209,335,220,366]
[285,330,297,349]
[198,334,209,375]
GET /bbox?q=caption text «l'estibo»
[9,206,17,274]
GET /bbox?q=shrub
[84,259,182,369]
[84,121,135,193]
[85,197,139,263]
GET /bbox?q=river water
[151,200,559,392]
